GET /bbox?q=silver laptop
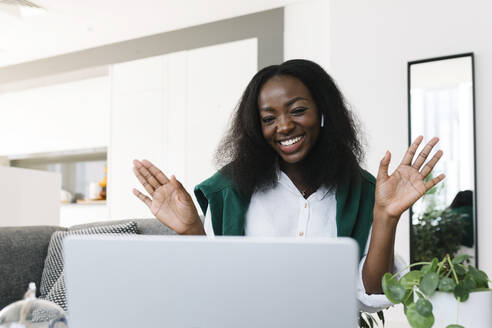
[64,236,358,328]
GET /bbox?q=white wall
[284,0,331,71]
[0,166,60,226]
[329,0,492,276]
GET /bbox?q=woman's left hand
[374,135,445,221]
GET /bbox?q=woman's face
[258,75,320,164]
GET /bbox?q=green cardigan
[194,169,376,258]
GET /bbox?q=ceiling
[0,0,295,68]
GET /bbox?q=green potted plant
[412,208,468,264]
[358,310,385,328]
[382,254,491,327]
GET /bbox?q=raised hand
[374,136,446,220]
[132,159,205,235]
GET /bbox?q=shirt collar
[276,169,334,201]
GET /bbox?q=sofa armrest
[0,226,66,310]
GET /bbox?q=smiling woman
[132,59,445,312]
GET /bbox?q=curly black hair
[215,59,364,196]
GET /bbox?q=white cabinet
[0,76,110,156]
[185,39,258,194]
[109,56,166,219]
[109,38,257,219]
[0,166,60,227]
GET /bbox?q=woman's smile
[277,134,305,154]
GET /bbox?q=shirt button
[304,203,307,208]
[299,231,304,237]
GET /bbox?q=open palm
[132,159,201,234]
[375,136,445,219]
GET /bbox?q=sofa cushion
[0,225,66,310]
[69,218,177,235]
[39,221,139,303]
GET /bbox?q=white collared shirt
[203,170,404,312]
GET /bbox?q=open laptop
[64,236,358,328]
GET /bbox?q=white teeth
[279,136,302,146]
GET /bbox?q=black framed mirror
[408,53,477,267]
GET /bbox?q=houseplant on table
[382,254,491,327]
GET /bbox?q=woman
[132,59,444,311]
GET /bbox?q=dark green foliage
[377,311,385,325]
[412,209,467,263]
[358,311,385,328]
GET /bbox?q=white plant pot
[430,290,492,327]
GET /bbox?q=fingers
[132,188,152,208]
[142,159,170,185]
[413,137,444,192]
[401,135,424,165]
[420,149,443,178]
[133,166,156,195]
[424,173,446,190]
[133,160,161,192]
[412,137,439,170]
[377,151,391,181]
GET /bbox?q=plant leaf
[430,258,439,271]
[468,266,489,288]
[367,314,375,328]
[406,303,434,328]
[359,314,370,328]
[420,272,439,297]
[454,264,466,276]
[382,273,406,304]
[421,264,432,275]
[446,325,464,328]
[415,298,433,317]
[400,271,423,289]
[438,277,456,292]
[403,288,414,307]
[420,258,439,275]
[463,274,477,290]
[454,280,470,302]
[478,270,490,288]
[377,311,385,326]
[452,254,469,265]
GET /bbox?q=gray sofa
[0,219,176,310]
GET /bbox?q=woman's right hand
[132,159,205,235]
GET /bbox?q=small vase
[430,290,492,327]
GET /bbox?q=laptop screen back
[64,236,358,328]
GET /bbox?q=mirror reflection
[408,54,476,266]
